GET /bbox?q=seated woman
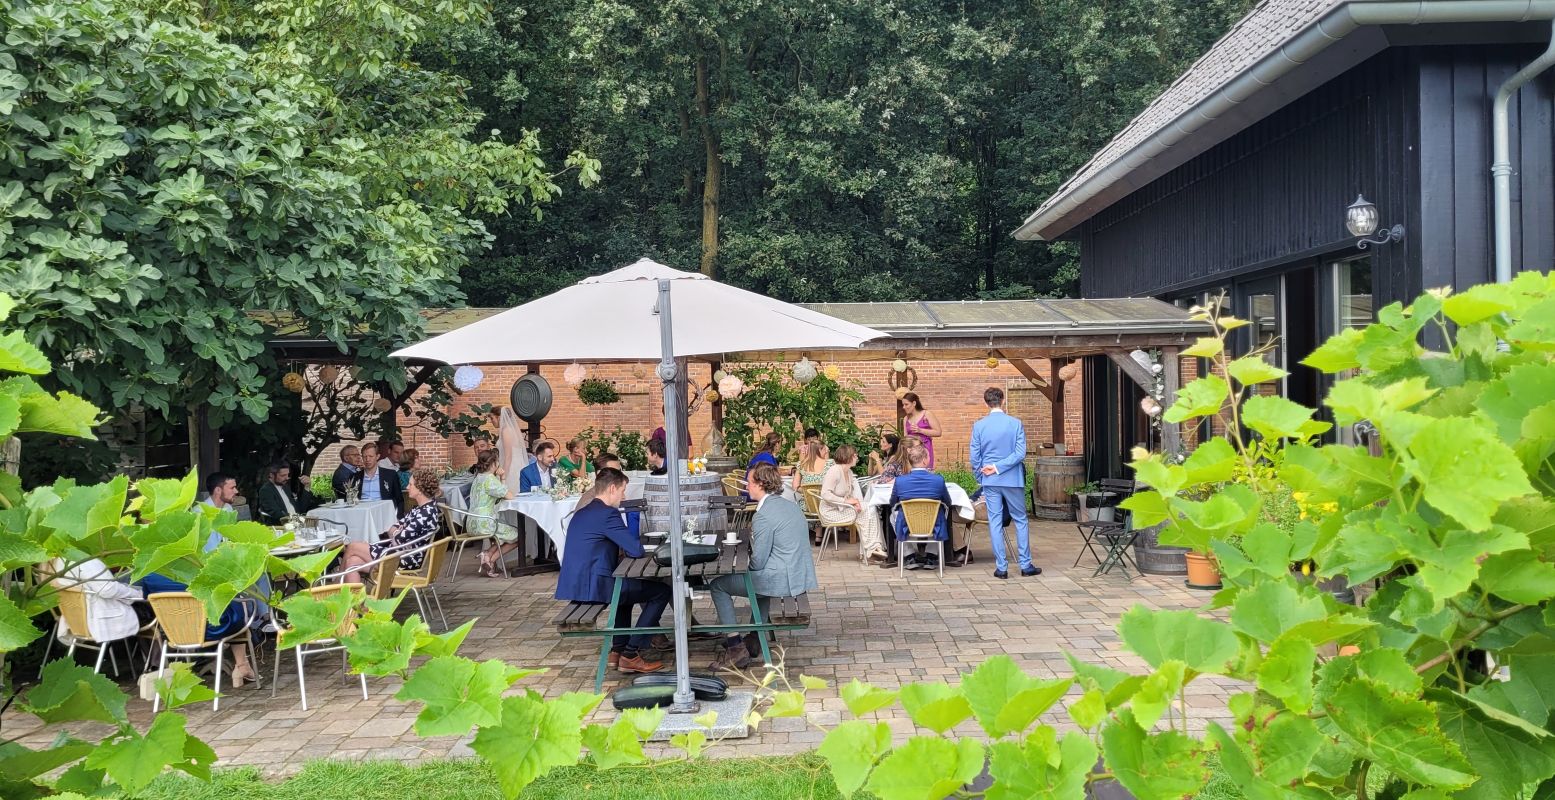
[558,439,594,479]
[41,556,147,645]
[339,468,444,582]
[820,446,884,563]
[790,438,833,496]
[744,432,782,499]
[398,448,420,491]
[466,449,515,578]
[136,571,257,687]
[867,432,906,481]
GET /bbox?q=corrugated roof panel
[800,303,937,328]
[922,300,1072,327]
[1043,298,1188,325]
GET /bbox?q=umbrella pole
[655,279,697,713]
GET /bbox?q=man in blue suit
[888,441,953,569]
[519,441,559,493]
[555,468,668,674]
[971,387,1040,579]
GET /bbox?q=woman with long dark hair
[868,431,907,480]
[897,392,942,469]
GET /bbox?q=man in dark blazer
[888,442,953,569]
[355,443,404,514]
[255,461,317,525]
[555,468,668,674]
[331,445,362,499]
[519,441,559,494]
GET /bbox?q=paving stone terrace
[5,522,1243,774]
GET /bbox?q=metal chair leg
[429,587,448,631]
[214,643,224,711]
[296,647,309,711]
[153,649,168,713]
[92,644,107,674]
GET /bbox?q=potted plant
[576,377,621,406]
[1068,481,1118,523]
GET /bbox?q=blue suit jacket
[519,462,549,494]
[970,410,1027,489]
[889,469,953,541]
[555,499,643,604]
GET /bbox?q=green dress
[558,456,594,475]
[468,472,512,541]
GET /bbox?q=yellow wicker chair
[147,591,254,712]
[438,503,509,578]
[364,552,402,601]
[893,499,947,578]
[720,475,744,497]
[271,583,369,711]
[392,539,450,630]
[799,485,822,537]
[55,586,158,676]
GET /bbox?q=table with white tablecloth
[305,500,398,544]
[868,481,975,520]
[499,494,580,559]
[440,476,475,511]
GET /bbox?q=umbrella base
[647,690,756,741]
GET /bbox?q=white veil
[497,407,530,495]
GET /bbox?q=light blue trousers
[983,485,1032,572]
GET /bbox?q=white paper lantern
[452,365,484,392]
[563,362,587,386]
[713,369,727,383]
[1141,396,1163,417]
[892,358,908,373]
[718,374,744,399]
[792,357,817,384]
[1057,361,1081,383]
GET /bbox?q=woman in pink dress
[897,392,942,468]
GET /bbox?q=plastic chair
[893,499,947,578]
[271,583,369,711]
[392,539,450,630]
[147,592,255,712]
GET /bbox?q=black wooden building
[1017,0,1555,476]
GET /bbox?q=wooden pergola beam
[1106,350,1156,392]
[1000,353,1054,403]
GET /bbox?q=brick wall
[312,358,1087,475]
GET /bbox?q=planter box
[1076,492,1117,523]
[1132,522,1188,576]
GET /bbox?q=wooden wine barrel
[1033,455,1085,520]
[644,472,726,534]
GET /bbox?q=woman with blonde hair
[790,436,833,495]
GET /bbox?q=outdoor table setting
[867,480,976,520]
[267,525,347,558]
[439,474,475,511]
[305,499,397,544]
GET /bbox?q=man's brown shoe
[710,643,752,671]
[618,653,665,674]
[743,632,764,659]
[607,652,620,670]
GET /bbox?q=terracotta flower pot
[1184,551,1222,590]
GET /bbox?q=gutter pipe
[1016,0,1555,242]
[1493,19,1555,284]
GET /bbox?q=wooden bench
[553,602,609,633]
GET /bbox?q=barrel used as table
[1132,523,1188,575]
[1033,455,1084,521]
[643,471,726,534]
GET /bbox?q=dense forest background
[436,0,1257,307]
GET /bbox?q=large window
[1328,256,1374,444]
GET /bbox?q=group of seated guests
[554,462,817,673]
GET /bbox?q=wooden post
[709,359,723,439]
[1050,359,1065,448]
[1160,346,1182,455]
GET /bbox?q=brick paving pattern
[4,522,1240,774]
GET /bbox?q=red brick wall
[312,359,1086,475]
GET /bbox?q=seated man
[519,441,558,493]
[707,463,818,669]
[255,461,317,525]
[332,445,362,499]
[356,443,405,514]
[646,438,667,476]
[555,468,668,674]
[887,442,952,569]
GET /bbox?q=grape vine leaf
[1229,580,1329,644]
[818,721,891,796]
[1100,709,1210,799]
[1226,355,1287,387]
[986,727,1096,800]
[961,655,1072,737]
[84,713,214,794]
[396,656,528,736]
[1257,636,1315,713]
[187,541,268,623]
[898,682,973,734]
[469,693,587,797]
[1163,375,1229,423]
[840,678,898,717]
[1118,607,1239,674]
[21,660,127,724]
[1128,660,1186,731]
[1322,677,1473,789]
[1205,723,1287,800]
[865,736,984,800]
[1435,690,1555,800]
[1242,394,1327,441]
[1477,550,1555,604]
[1403,417,1535,532]
[344,615,420,676]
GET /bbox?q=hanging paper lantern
[282,372,305,393]
[452,365,485,393]
[792,357,817,385]
[319,365,341,384]
[985,357,999,369]
[371,397,391,413]
[631,363,646,379]
[1057,361,1081,383]
[894,386,910,399]
[713,369,727,383]
[892,358,908,373]
[823,364,841,380]
[1140,396,1163,418]
[563,362,587,386]
[718,374,744,399]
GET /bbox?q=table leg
[743,573,772,666]
[596,579,624,694]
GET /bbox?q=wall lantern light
[1345,194,1403,250]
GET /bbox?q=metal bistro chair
[707,494,749,535]
[893,499,947,578]
[55,586,159,676]
[271,583,369,712]
[815,481,865,557]
[1073,479,1135,568]
[146,592,257,712]
[438,503,511,578]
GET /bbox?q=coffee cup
[723,533,739,545]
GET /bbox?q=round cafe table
[306,500,398,544]
[500,494,580,562]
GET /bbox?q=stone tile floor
[5,522,1243,774]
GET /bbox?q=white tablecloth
[440,477,475,512]
[869,481,975,521]
[500,495,580,558]
[306,500,398,543]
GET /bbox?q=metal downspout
[1493,19,1555,284]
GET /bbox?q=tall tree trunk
[695,46,720,278]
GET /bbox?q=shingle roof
[1021,0,1343,238]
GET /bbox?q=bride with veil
[494,406,530,496]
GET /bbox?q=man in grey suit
[708,462,818,669]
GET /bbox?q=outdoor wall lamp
[1346,194,1403,250]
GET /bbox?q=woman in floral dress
[467,449,515,577]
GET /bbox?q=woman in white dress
[491,405,530,498]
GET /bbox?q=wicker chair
[146,592,255,712]
[799,485,822,537]
[720,475,745,497]
[392,539,451,630]
[55,586,158,676]
[271,583,369,711]
[438,503,509,578]
[892,499,947,578]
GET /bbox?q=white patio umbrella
[392,258,885,712]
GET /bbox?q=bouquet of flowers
[548,468,595,500]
